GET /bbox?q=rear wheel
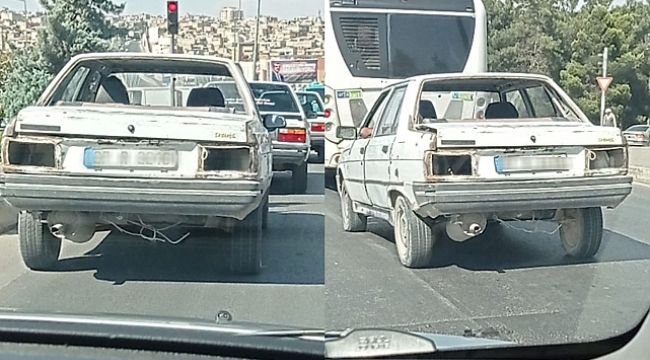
[393,196,435,268]
[292,161,308,194]
[19,211,61,271]
[228,205,263,275]
[560,207,603,259]
[340,182,367,232]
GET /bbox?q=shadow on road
[365,219,650,272]
[53,211,324,286]
[270,169,324,195]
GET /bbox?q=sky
[0,0,324,19]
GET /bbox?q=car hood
[14,105,257,143]
[420,120,624,148]
[414,332,513,351]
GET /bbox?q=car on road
[336,73,633,268]
[296,91,326,162]
[622,124,650,146]
[0,53,287,275]
[249,82,311,193]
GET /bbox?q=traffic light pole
[169,33,176,107]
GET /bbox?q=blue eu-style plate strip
[83,148,96,168]
[494,156,504,174]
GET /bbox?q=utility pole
[167,1,179,107]
[232,0,241,61]
[252,0,261,81]
[599,47,608,124]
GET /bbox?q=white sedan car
[0,53,286,275]
[336,73,632,268]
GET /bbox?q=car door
[364,86,407,209]
[342,91,390,205]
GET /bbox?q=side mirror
[336,126,357,140]
[263,114,286,130]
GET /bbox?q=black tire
[292,161,308,194]
[315,148,324,163]
[228,205,263,275]
[18,211,61,271]
[393,196,435,268]
[340,182,367,232]
[560,207,603,258]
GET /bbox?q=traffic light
[167,1,178,35]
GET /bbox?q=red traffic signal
[167,1,179,35]
[167,1,178,13]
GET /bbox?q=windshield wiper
[325,328,436,359]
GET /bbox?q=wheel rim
[340,185,351,228]
[394,200,409,259]
[561,209,583,250]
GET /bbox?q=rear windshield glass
[250,83,301,113]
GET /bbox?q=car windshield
[627,125,649,132]
[249,83,301,113]
[298,92,324,115]
[205,81,245,113]
[48,58,249,114]
[3,0,650,359]
[417,77,582,122]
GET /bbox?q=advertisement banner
[269,59,319,84]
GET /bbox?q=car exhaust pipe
[47,212,96,243]
[446,214,487,242]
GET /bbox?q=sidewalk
[629,147,650,185]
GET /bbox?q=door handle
[381,145,389,153]
[360,147,365,155]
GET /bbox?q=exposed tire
[340,182,367,232]
[292,161,308,194]
[393,196,435,268]
[560,207,603,259]
[18,212,61,271]
[228,205,263,275]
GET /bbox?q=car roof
[70,52,235,65]
[407,72,554,83]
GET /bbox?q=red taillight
[278,128,307,143]
[311,123,325,132]
[324,109,332,118]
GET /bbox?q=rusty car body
[335,73,633,268]
[0,53,287,275]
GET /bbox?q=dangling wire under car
[101,215,191,245]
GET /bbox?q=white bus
[323,0,488,176]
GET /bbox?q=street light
[252,0,261,80]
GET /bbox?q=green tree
[0,0,125,119]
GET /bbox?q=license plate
[84,148,178,170]
[495,154,570,174]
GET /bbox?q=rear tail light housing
[324,109,332,119]
[587,147,627,170]
[311,123,325,132]
[5,140,57,168]
[278,128,307,143]
[201,146,252,172]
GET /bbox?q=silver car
[249,82,311,194]
[622,124,650,146]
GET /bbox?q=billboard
[269,59,319,84]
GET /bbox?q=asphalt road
[629,146,650,167]
[0,164,324,329]
[325,184,650,346]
